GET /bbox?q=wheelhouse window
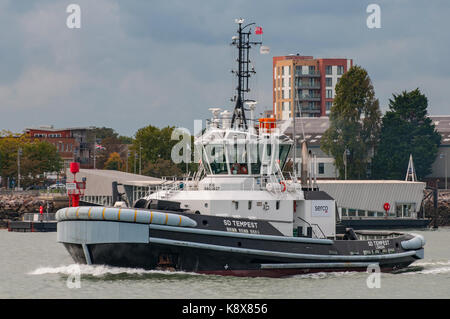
[204,144,228,175]
[278,144,291,170]
[227,137,249,175]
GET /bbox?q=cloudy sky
[0,0,448,137]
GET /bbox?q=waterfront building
[425,116,450,189]
[25,125,96,170]
[273,55,353,120]
[282,116,450,188]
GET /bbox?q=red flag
[255,26,263,35]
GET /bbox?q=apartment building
[273,55,352,120]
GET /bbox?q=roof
[25,126,95,132]
[316,180,426,213]
[66,169,162,196]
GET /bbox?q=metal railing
[295,71,320,77]
[296,216,327,239]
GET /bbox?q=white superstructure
[146,109,336,238]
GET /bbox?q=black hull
[60,220,422,278]
[341,218,431,230]
[64,241,415,277]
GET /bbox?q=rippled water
[0,228,449,299]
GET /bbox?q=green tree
[321,65,381,179]
[134,125,177,163]
[0,133,62,187]
[104,152,123,171]
[142,158,182,178]
[371,89,441,180]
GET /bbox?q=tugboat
[56,19,425,277]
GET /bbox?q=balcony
[296,82,320,89]
[295,71,320,77]
[296,94,321,102]
[301,107,321,113]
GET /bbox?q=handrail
[296,216,327,239]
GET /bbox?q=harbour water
[0,228,449,299]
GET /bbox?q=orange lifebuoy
[280,181,286,192]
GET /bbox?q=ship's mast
[230,19,262,130]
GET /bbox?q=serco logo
[314,205,328,214]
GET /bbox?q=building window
[309,65,315,74]
[326,66,332,75]
[396,203,415,218]
[358,211,366,217]
[326,101,332,110]
[326,89,333,98]
[326,77,332,87]
[318,163,324,174]
[337,66,344,75]
[348,209,357,217]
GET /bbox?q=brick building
[25,126,96,171]
[273,55,352,120]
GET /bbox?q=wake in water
[27,260,450,281]
[402,260,450,276]
[28,264,201,280]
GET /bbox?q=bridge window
[227,139,249,175]
[204,144,228,175]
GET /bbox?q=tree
[321,65,381,179]
[134,125,177,163]
[0,133,62,187]
[104,152,123,171]
[371,89,441,180]
[142,158,182,178]
[96,136,128,169]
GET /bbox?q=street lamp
[139,143,143,175]
[343,148,350,180]
[17,148,22,190]
[440,152,448,190]
[126,151,130,173]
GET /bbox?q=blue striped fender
[55,206,197,228]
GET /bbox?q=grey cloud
[0,0,449,136]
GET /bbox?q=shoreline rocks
[0,193,69,227]
[423,190,450,226]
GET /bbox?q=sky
[0,0,449,137]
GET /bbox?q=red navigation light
[70,162,80,174]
